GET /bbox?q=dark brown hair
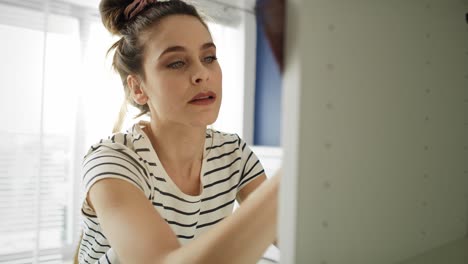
[99,0,208,132]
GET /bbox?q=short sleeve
[80,144,153,216]
[236,135,265,191]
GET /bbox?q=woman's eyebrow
[201,42,216,50]
[158,42,216,59]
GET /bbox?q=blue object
[253,14,282,146]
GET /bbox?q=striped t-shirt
[78,122,265,264]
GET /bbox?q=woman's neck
[143,120,206,181]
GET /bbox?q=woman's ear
[127,74,148,105]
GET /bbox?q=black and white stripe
[79,124,265,263]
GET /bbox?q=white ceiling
[210,0,256,11]
[62,0,99,8]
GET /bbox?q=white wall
[280,0,468,263]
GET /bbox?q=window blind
[0,1,97,263]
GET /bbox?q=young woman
[76,0,280,263]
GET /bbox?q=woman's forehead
[146,15,213,53]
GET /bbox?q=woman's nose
[191,63,209,85]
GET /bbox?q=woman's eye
[203,56,218,63]
[167,61,185,69]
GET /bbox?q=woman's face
[138,15,222,128]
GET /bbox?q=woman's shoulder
[83,123,148,159]
[208,128,240,142]
[207,128,249,152]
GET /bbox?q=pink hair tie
[124,0,159,20]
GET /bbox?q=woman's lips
[188,97,216,105]
[189,91,217,105]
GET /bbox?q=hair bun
[99,0,133,35]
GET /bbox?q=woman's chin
[189,115,219,128]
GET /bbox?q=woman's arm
[88,173,280,264]
[236,172,281,249]
[87,179,180,263]
[166,173,280,264]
